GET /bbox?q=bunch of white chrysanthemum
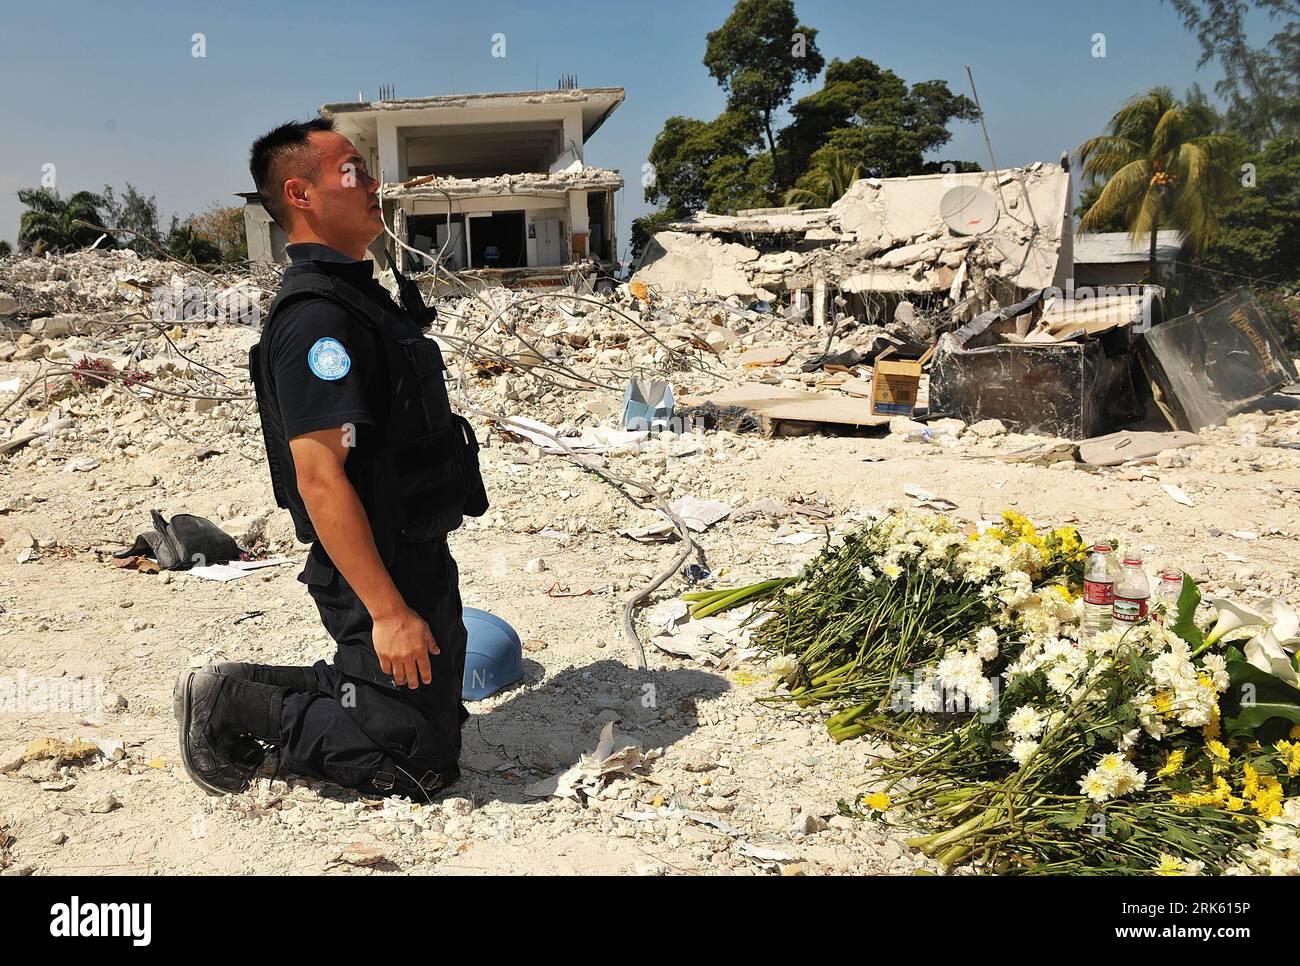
[1007,705,1046,739]
[1018,588,1081,639]
[936,649,995,709]
[767,653,799,681]
[1224,799,1300,876]
[1145,629,1228,729]
[972,626,1000,662]
[1004,634,1088,695]
[1004,705,1048,766]
[1078,751,1148,803]
[954,538,1014,585]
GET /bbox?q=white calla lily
[1243,628,1300,688]
[1256,599,1300,651]
[1203,598,1269,647]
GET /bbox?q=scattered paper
[524,722,651,800]
[773,532,819,545]
[188,557,291,581]
[501,415,647,455]
[1162,483,1195,507]
[666,496,732,532]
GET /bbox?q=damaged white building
[243,87,625,283]
[632,163,1074,321]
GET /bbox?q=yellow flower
[1157,749,1185,778]
[1155,854,1187,876]
[862,792,891,812]
[1203,706,1221,741]
[1242,762,1259,799]
[1290,724,1300,741]
[1276,740,1300,777]
[1206,739,1231,771]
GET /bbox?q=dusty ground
[2,277,1299,875]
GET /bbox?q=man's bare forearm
[298,468,406,621]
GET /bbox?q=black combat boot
[205,661,318,694]
[175,669,285,796]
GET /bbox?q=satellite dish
[940,185,1000,235]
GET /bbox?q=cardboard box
[870,345,934,417]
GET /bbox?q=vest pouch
[368,428,470,544]
[452,414,489,517]
[398,336,454,432]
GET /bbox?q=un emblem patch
[307,338,351,381]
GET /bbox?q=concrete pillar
[561,109,583,163]
[567,190,590,259]
[376,116,406,183]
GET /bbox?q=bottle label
[1084,579,1115,606]
[1113,596,1148,623]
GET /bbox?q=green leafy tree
[1073,181,1127,232]
[17,188,107,253]
[0,240,11,257]
[189,203,249,263]
[1184,136,1300,309]
[1168,0,1300,146]
[783,147,862,207]
[1076,88,1242,281]
[644,111,764,218]
[780,58,978,179]
[703,0,824,187]
[166,221,222,265]
[100,183,162,254]
[640,2,980,234]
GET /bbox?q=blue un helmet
[461,607,524,700]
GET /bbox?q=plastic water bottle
[1082,544,1118,638]
[1113,556,1152,625]
[1153,569,1184,623]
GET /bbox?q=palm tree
[1076,88,1240,282]
[783,148,864,209]
[17,188,107,254]
[166,222,222,265]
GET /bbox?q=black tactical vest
[248,262,488,564]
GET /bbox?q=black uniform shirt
[266,243,452,561]
[266,243,401,442]
[266,243,417,558]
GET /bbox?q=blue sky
[0,0,1239,253]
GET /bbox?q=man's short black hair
[249,117,336,228]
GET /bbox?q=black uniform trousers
[276,537,470,799]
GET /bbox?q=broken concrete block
[888,416,926,436]
[968,418,1008,438]
[875,243,937,269]
[30,314,80,338]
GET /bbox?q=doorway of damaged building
[587,191,611,262]
[467,211,527,268]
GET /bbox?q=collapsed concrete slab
[632,231,763,301]
[633,163,1073,316]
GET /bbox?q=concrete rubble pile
[632,164,1072,313]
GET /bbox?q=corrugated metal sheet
[1073,231,1185,265]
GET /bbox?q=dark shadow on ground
[457,659,729,807]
